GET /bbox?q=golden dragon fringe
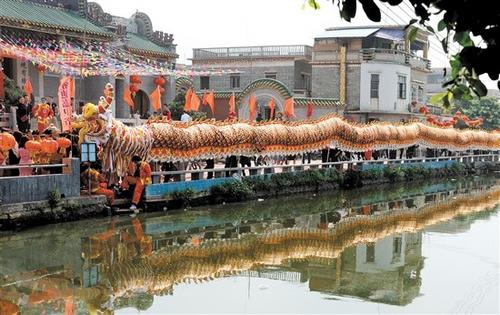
[73,93,500,174]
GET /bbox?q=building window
[265,73,277,80]
[393,236,402,260]
[365,243,375,263]
[418,86,424,103]
[398,75,407,99]
[230,75,240,89]
[200,76,210,90]
[301,74,310,90]
[370,74,379,98]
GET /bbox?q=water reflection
[0,178,498,314]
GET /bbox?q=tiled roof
[0,0,110,37]
[294,97,345,108]
[175,76,193,92]
[126,33,178,58]
[238,78,292,100]
[196,91,241,99]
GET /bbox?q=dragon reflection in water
[0,184,498,314]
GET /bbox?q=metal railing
[193,45,313,60]
[361,48,431,71]
[0,113,10,128]
[151,154,498,183]
[0,163,68,178]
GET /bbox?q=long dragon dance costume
[72,84,500,176]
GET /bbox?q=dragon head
[82,103,100,120]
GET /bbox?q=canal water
[0,177,498,314]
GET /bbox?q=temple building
[189,45,344,120]
[0,0,178,123]
[311,25,432,122]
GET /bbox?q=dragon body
[72,85,500,175]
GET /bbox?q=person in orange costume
[120,155,152,211]
[32,101,54,132]
[81,163,115,206]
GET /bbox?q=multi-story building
[311,25,431,122]
[191,45,313,96]
[189,45,343,120]
[0,0,178,123]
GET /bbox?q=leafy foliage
[169,188,196,207]
[211,180,254,201]
[3,75,23,109]
[47,189,61,208]
[306,0,499,106]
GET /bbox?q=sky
[97,0,496,89]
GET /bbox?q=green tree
[3,75,23,109]
[454,97,500,130]
[169,91,186,120]
[169,91,207,121]
[307,0,499,106]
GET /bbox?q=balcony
[312,48,430,71]
[361,48,431,71]
[193,45,313,60]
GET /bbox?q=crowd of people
[0,94,75,175]
[80,155,151,211]
[1,97,493,212]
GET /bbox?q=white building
[311,25,431,122]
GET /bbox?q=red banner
[58,76,73,131]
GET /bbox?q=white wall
[355,235,406,273]
[360,63,411,113]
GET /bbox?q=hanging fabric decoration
[249,95,257,121]
[190,92,201,112]
[306,100,314,119]
[184,88,193,111]
[24,79,33,96]
[126,75,142,109]
[283,98,295,119]
[58,76,73,131]
[268,97,276,120]
[150,85,162,111]
[150,76,166,112]
[206,91,215,114]
[201,91,209,105]
[228,92,236,118]
[123,86,135,108]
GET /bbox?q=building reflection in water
[0,178,498,314]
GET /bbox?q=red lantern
[130,75,142,84]
[40,139,59,154]
[154,76,166,86]
[25,140,42,153]
[0,132,16,151]
[57,137,72,149]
